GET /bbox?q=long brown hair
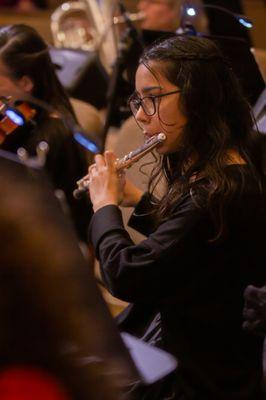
[140,36,265,241]
[0,24,75,119]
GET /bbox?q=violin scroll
[0,97,37,143]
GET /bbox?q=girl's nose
[135,105,150,125]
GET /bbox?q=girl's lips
[143,132,160,140]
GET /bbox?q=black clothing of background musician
[87,36,266,399]
[201,0,252,47]
[243,285,266,337]
[0,24,92,243]
[0,114,91,243]
[243,284,266,391]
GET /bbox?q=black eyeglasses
[129,90,181,117]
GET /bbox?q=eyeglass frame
[128,89,181,117]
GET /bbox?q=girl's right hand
[121,177,143,208]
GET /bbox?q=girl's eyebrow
[142,85,163,94]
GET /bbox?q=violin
[0,97,37,144]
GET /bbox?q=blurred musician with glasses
[136,0,208,33]
[137,0,182,32]
[0,0,47,11]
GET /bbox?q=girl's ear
[18,75,34,93]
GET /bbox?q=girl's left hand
[88,151,125,213]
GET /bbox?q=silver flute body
[73,132,166,199]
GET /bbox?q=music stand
[49,47,109,109]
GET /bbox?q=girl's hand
[88,151,125,213]
[121,178,144,207]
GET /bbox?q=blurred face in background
[137,0,180,32]
[0,58,33,98]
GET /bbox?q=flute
[73,132,166,199]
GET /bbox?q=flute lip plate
[158,132,166,141]
[143,132,166,141]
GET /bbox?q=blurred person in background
[136,0,208,33]
[136,0,251,43]
[0,0,47,11]
[0,24,92,245]
[137,0,182,32]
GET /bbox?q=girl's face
[133,62,187,155]
[0,59,33,98]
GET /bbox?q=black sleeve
[128,192,158,235]
[89,193,207,303]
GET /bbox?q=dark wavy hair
[0,24,75,118]
[139,35,264,241]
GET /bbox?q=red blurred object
[0,367,71,400]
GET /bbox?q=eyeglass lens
[130,96,155,116]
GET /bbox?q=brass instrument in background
[51,0,100,52]
[51,0,145,73]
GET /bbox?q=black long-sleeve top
[90,165,266,399]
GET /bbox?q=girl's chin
[157,144,181,155]
[156,146,167,155]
